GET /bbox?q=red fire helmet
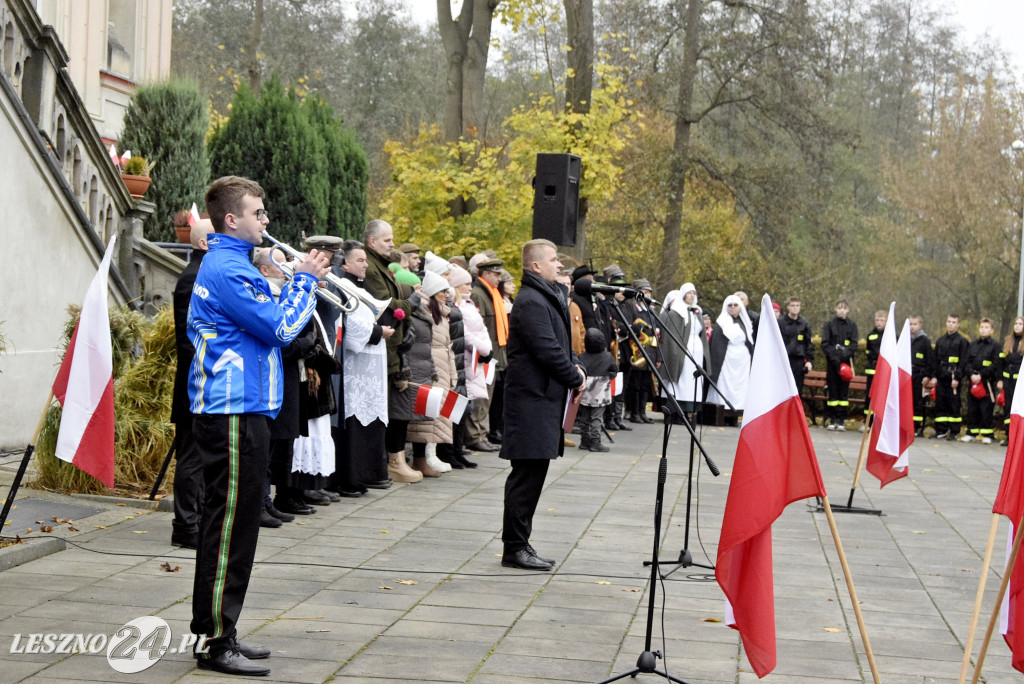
[838,363,853,382]
[970,382,988,399]
[997,389,1006,407]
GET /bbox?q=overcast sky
[409,1,1023,72]
[949,0,1024,70]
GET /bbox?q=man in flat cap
[399,242,421,274]
[467,254,508,452]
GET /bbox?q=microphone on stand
[573,279,640,299]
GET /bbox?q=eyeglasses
[255,209,269,220]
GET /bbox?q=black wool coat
[171,251,205,428]
[499,271,582,461]
[269,320,318,440]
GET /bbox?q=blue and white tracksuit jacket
[187,233,319,418]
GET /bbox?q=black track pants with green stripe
[191,414,271,656]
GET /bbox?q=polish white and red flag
[471,347,497,384]
[187,202,201,227]
[610,371,624,397]
[715,293,826,678]
[996,382,1024,673]
[414,384,469,424]
[51,236,117,488]
[865,303,914,487]
[108,144,119,169]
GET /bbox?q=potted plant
[172,209,191,243]
[120,156,156,198]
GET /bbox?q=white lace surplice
[343,300,389,426]
[292,413,335,476]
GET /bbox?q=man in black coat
[500,239,585,571]
[170,220,213,549]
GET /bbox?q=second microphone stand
[643,300,732,576]
[597,293,720,684]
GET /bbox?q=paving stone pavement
[0,419,1021,682]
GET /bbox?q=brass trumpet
[263,232,357,312]
[262,233,392,319]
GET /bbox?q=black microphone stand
[642,302,733,576]
[596,294,718,684]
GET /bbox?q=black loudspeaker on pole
[532,153,581,246]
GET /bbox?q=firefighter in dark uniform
[908,315,936,436]
[932,314,970,440]
[779,296,814,395]
[962,318,1002,443]
[862,310,886,418]
[820,298,858,430]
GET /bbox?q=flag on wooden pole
[51,237,117,488]
[716,294,827,677]
[995,381,1024,673]
[866,303,914,487]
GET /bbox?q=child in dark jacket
[963,317,1002,443]
[579,328,619,452]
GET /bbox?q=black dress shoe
[639,413,654,423]
[613,420,632,431]
[197,648,271,676]
[526,544,555,565]
[454,453,478,468]
[274,497,316,515]
[502,548,553,571]
[488,431,503,444]
[318,489,342,502]
[363,479,392,489]
[259,509,282,528]
[589,443,611,452]
[234,639,271,660]
[302,490,331,506]
[265,503,294,523]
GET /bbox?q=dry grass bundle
[34,305,176,496]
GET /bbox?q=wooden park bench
[802,370,869,426]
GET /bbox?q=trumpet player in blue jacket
[187,175,330,677]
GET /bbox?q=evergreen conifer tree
[120,80,210,242]
[302,96,369,239]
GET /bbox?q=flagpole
[971,512,1024,684]
[820,495,881,684]
[847,412,872,507]
[0,390,55,531]
[958,513,1000,684]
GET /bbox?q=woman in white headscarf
[706,294,754,422]
[660,283,710,419]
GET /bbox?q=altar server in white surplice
[330,240,394,494]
